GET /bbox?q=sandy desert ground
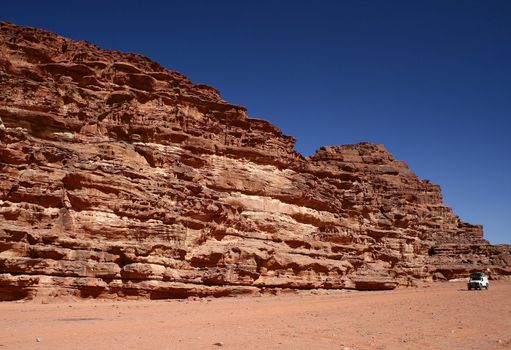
[0,281,510,350]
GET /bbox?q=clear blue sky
[3,1,510,243]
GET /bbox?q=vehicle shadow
[457,288,486,292]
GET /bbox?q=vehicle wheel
[468,286,472,290]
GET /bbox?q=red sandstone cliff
[0,22,509,300]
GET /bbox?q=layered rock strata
[0,22,509,300]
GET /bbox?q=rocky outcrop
[0,21,509,300]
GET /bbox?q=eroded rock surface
[0,22,509,300]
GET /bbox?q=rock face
[0,22,509,300]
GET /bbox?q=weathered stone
[0,21,509,300]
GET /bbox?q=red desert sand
[0,281,510,350]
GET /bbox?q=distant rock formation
[0,21,509,300]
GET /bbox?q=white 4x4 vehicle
[467,272,489,290]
